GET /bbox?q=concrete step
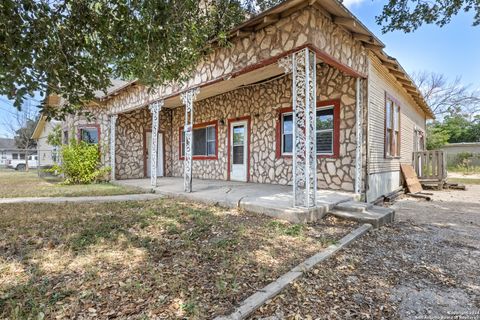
[330,205,395,228]
[334,200,374,213]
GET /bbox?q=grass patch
[0,169,144,198]
[268,220,305,237]
[0,199,356,319]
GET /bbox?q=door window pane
[233,146,244,164]
[233,126,244,145]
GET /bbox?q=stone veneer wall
[72,63,366,193]
[107,6,367,115]
[165,64,362,192]
[115,108,173,180]
[64,105,111,166]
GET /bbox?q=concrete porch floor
[116,177,356,223]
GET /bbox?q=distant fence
[412,150,447,182]
[445,152,480,168]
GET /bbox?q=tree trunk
[24,149,29,172]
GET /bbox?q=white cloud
[341,0,366,8]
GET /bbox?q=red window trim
[178,120,218,160]
[77,124,101,144]
[384,92,401,159]
[275,99,341,159]
[227,116,251,182]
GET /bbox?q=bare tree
[412,71,480,119]
[1,103,38,171]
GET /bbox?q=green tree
[377,0,480,33]
[426,115,480,149]
[426,124,450,150]
[0,0,272,119]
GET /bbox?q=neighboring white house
[0,138,36,167]
[31,116,61,167]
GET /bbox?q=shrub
[49,140,110,184]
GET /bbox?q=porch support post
[354,78,363,196]
[279,48,317,208]
[149,100,164,188]
[181,88,199,193]
[109,114,118,181]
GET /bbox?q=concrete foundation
[115,178,355,223]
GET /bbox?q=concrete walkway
[0,193,162,204]
[116,177,355,223]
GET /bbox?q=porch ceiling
[163,62,285,108]
[163,58,324,109]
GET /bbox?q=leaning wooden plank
[400,164,423,194]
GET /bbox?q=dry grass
[0,169,144,198]
[448,177,480,185]
[0,198,356,319]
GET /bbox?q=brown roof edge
[371,50,435,119]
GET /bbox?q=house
[51,0,434,206]
[0,138,36,167]
[31,116,62,167]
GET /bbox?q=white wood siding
[367,55,427,175]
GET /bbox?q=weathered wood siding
[366,54,427,200]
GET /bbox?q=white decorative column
[354,78,363,196]
[149,100,163,188]
[181,88,199,193]
[110,114,118,181]
[279,48,317,208]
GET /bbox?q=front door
[146,132,163,178]
[230,120,248,181]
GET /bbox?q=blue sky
[1,1,479,137]
[344,0,480,89]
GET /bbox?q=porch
[115,177,355,223]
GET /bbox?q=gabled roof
[227,0,433,119]
[31,116,62,140]
[46,0,433,119]
[0,138,16,150]
[94,79,136,100]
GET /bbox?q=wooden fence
[412,150,447,184]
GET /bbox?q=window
[180,122,217,158]
[316,107,334,155]
[79,127,99,144]
[12,153,18,160]
[385,96,400,157]
[19,153,25,160]
[63,130,69,144]
[278,101,339,157]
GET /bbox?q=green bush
[49,140,110,184]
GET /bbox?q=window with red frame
[385,96,400,157]
[79,127,99,144]
[280,105,336,156]
[181,124,216,157]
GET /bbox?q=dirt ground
[252,186,480,319]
